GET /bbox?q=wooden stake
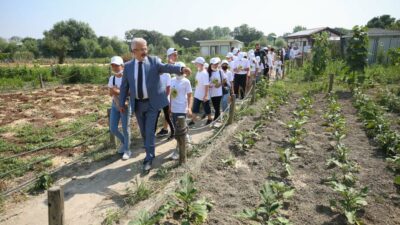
[39,74,45,89]
[227,94,236,125]
[176,116,187,165]
[328,73,334,93]
[48,186,64,225]
[251,79,256,104]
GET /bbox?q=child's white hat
[191,57,206,65]
[110,56,124,66]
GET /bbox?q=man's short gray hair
[131,38,147,50]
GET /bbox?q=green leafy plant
[237,181,294,224]
[277,148,298,177]
[326,181,368,225]
[125,179,152,206]
[309,31,331,80]
[34,172,53,190]
[171,173,212,224]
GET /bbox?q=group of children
[107,45,283,160]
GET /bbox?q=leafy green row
[353,89,400,185]
[323,94,368,225]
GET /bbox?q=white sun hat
[110,56,124,66]
[210,57,221,65]
[226,52,234,58]
[232,48,239,55]
[191,57,206,65]
[167,48,178,56]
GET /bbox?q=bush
[310,32,330,80]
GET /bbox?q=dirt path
[0,123,216,225]
[287,93,341,224]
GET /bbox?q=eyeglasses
[133,48,148,52]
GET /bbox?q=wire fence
[0,80,258,196]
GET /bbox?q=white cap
[167,48,178,56]
[175,61,186,67]
[232,48,239,55]
[204,63,209,68]
[210,57,221,65]
[226,52,234,58]
[191,57,205,65]
[267,45,271,48]
[238,52,245,60]
[242,52,248,57]
[248,49,255,55]
[110,56,124,66]
[249,53,255,59]
[255,56,261,62]
[263,47,268,50]
[221,60,229,65]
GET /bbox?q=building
[342,28,400,64]
[284,27,342,53]
[197,39,243,56]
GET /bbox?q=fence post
[107,108,116,148]
[48,186,64,225]
[39,74,45,89]
[176,116,187,165]
[227,94,236,125]
[251,79,256,104]
[328,73,334,93]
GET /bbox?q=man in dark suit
[119,38,191,172]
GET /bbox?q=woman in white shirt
[108,56,131,160]
[267,48,275,80]
[208,57,227,121]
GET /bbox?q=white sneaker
[122,151,132,160]
[171,150,179,160]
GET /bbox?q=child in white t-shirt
[108,56,131,160]
[169,62,193,159]
[274,57,283,79]
[189,57,212,126]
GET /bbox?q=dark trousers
[134,100,158,162]
[234,74,247,99]
[211,96,222,120]
[155,105,174,135]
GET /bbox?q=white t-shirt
[170,77,192,113]
[108,75,123,88]
[233,58,250,75]
[194,70,210,100]
[160,73,171,91]
[267,52,275,67]
[249,59,259,72]
[108,75,123,105]
[223,70,234,84]
[209,70,227,97]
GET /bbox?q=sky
[0,0,399,40]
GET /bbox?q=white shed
[197,39,243,56]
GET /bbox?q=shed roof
[342,28,400,38]
[196,39,243,44]
[285,27,342,39]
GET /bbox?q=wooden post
[39,74,45,89]
[107,108,116,148]
[251,79,256,104]
[328,73,334,93]
[48,186,64,225]
[176,116,187,165]
[227,94,236,125]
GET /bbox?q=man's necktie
[137,61,144,99]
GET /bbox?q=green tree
[293,25,307,33]
[43,19,97,63]
[22,37,40,58]
[310,32,330,80]
[346,26,369,86]
[366,15,396,29]
[173,29,195,48]
[232,24,264,45]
